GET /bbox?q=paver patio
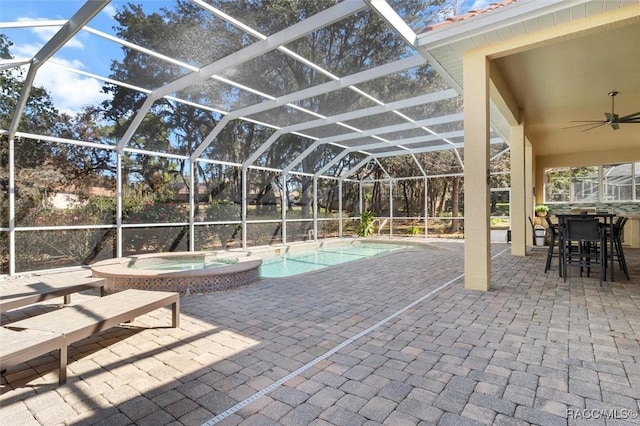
[1,240,639,425]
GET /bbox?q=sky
[0,0,491,116]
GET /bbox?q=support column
[338,180,343,237]
[116,151,123,258]
[525,140,534,246]
[313,177,318,241]
[8,137,16,275]
[241,166,248,249]
[510,121,526,256]
[189,160,195,252]
[463,51,491,291]
[281,173,287,245]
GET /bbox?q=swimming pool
[259,242,415,278]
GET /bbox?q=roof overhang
[417,0,640,158]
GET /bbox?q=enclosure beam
[389,179,393,236]
[313,178,318,241]
[282,90,457,135]
[352,130,464,152]
[117,1,368,151]
[244,130,283,167]
[288,116,465,172]
[314,150,352,178]
[281,90,460,172]
[200,55,426,166]
[342,156,374,180]
[281,174,287,245]
[116,153,123,258]
[314,113,464,146]
[366,0,417,46]
[338,181,344,237]
[189,161,196,252]
[7,1,109,139]
[424,177,429,238]
[153,1,366,101]
[191,115,232,161]
[232,55,425,122]
[8,137,15,275]
[463,50,491,291]
[242,167,248,249]
[364,138,503,161]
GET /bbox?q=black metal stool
[544,216,561,276]
[611,217,630,280]
[562,217,605,285]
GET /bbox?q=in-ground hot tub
[91,252,262,295]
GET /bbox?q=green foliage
[205,200,241,248]
[356,210,376,237]
[490,218,510,228]
[407,225,421,235]
[535,204,549,214]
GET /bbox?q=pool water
[129,259,237,271]
[259,243,413,278]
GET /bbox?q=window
[636,162,640,200]
[544,162,640,203]
[603,163,632,201]
[571,166,599,202]
[544,168,570,202]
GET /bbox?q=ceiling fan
[568,91,640,131]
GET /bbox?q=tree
[101,0,451,225]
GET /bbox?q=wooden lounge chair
[0,277,106,314]
[0,328,67,384]
[2,289,179,384]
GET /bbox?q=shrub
[356,210,376,237]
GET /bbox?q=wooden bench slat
[0,277,106,313]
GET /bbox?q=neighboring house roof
[421,0,518,33]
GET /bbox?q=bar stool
[611,217,630,279]
[562,217,605,285]
[544,216,561,276]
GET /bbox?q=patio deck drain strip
[201,246,511,425]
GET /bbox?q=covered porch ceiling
[418,0,640,159]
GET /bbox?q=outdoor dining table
[554,213,617,282]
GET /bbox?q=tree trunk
[436,181,448,217]
[448,176,460,233]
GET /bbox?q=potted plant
[535,205,550,217]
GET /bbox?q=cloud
[17,17,84,49]
[9,21,111,115]
[36,61,111,115]
[33,26,84,49]
[12,47,110,115]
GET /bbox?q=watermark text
[567,408,638,420]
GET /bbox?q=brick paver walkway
[2,240,639,425]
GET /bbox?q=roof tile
[421,0,518,33]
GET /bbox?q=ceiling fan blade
[619,111,640,121]
[563,121,605,129]
[581,122,607,132]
